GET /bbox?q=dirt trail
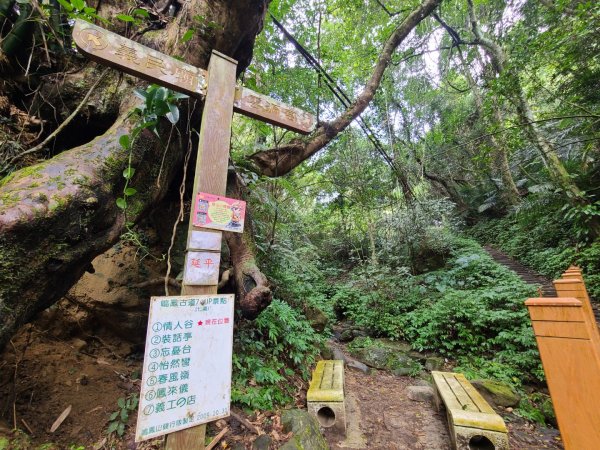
[323,344,564,450]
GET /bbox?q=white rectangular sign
[183,251,221,286]
[135,294,235,442]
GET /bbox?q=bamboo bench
[307,360,346,433]
[432,371,509,450]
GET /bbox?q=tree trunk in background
[456,48,520,208]
[466,0,584,202]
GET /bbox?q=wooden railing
[525,266,600,450]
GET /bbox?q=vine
[117,84,188,260]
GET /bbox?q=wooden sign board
[136,294,235,442]
[234,87,316,134]
[192,192,246,233]
[72,20,316,135]
[73,20,207,98]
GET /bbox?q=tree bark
[0,0,271,350]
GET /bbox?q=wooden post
[164,50,237,450]
[525,297,600,450]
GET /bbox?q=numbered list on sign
[135,294,235,441]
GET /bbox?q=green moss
[0,437,8,450]
[0,191,20,206]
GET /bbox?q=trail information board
[136,294,235,442]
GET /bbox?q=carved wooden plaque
[73,20,207,97]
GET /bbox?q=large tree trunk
[0,0,270,350]
[0,0,443,349]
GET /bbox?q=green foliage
[56,0,106,23]
[333,236,543,385]
[107,393,138,437]
[231,300,323,410]
[469,197,600,299]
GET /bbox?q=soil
[323,343,564,450]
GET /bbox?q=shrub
[231,299,323,410]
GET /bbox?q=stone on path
[407,385,435,403]
[252,434,272,450]
[280,409,329,450]
[471,379,521,408]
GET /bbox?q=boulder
[389,354,422,376]
[350,339,421,375]
[407,385,435,403]
[424,356,444,372]
[279,409,329,450]
[472,379,521,407]
[305,306,329,332]
[252,434,272,450]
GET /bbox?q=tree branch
[249,0,443,178]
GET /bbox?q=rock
[305,306,329,332]
[539,395,557,427]
[339,329,355,342]
[321,344,334,360]
[252,434,272,450]
[71,338,88,352]
[279,409,329,450]
[407,385,435,403]
[389,354,422,377]
[424,356,444,372]
[346,359,369,374]
[472,379,521,408]
[350,339,421,375]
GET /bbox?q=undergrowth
[469,198,600,300]
[231,299,323,410]
[333,236,543,386]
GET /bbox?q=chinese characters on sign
[136,295,235,442]
[183,251,220,286]
[192,192,246,233]
[73,20,207,97]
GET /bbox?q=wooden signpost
[72,19,315,449]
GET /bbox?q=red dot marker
[198,320,203,326]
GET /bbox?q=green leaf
[56,0,73,11]
[123,167,135,180]
[107,421,118,434]
[117,422,125,436]
[117,397,126,408]
[120,408,129,421]
[116,197,127,209]
[109,411,119,421]
[119,134,130,150]
[124,187,137,196]
[116,13,135,22]
[181,29,194,43]
[71,0,84,10]
[133,8,150,18]
[166,103,179,124]
[133,88,147,100]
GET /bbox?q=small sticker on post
[193,193,245,233]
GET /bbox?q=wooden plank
[453,373,495,415]
[234,87,316,134]
[307,360,344,402]
[442,374,478,412]
[532,321,589,339]
[165,50,237,450]
[73,20,207,98]
[432,372,508,433]
[525,298,583,322]
[534,332,600,449]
